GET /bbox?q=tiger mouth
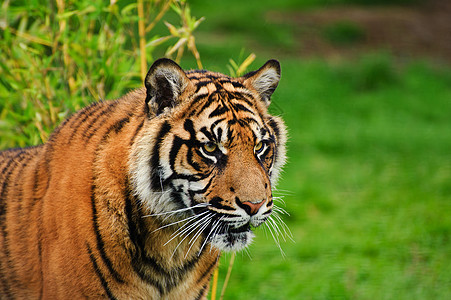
[228,223,251,234]
[186,203,267,251]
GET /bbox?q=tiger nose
[241,200,266,216]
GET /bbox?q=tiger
[0,58,287,299]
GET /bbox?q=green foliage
[0,0,203,148]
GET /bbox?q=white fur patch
[210,231,255,252]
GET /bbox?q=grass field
[1,0,450,299]
[211,57,451,299]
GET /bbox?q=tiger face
[130,58,286,252]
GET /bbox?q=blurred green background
[1,0,450,299]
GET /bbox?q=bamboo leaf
[164,21,180,37]
[165,37,187,56]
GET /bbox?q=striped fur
[0,58,287,299]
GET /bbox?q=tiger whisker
[163,211,210,246]
[242,246,252,260]
[273,205,290,216]
[208,222,228,255]
[150,213,202,234]
[142,203,210,218]
[184,215,214,259]
[169,212,213,259]
[198,216,224,256]
[188,214,213,247]
[264,216,286,257]
[167,211,211,245]
[272,196,287,206]
[272,210,294,242]
[272,190,294,197]
[159,173,165,193]
[267,215,286,242]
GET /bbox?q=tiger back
[0,58,287,299]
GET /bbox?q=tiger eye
[254,141,263,153]
[203,142,217,153]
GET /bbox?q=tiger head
[130,58,287,252]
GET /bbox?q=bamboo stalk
[137,0,147,82]
[219,253,236,300]
[145,0,172,33]
[7,27,53,47]
[211,267,219,300]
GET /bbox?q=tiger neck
[124,185,220,274]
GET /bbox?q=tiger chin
[0,58,287,299]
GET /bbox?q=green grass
[1,0,450,299]
[210,56,451,299]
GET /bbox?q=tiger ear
[145,58,191,115]
[243,59,281,107]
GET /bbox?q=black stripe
[124,186,138,246]
[189,176,214,196]
[168,136,185,168]
[0,150,31,297]
[131,264,165,295]
[196,92,218,117]
[90,186,125,284]
[191,93,209,105]
[194,81,210,93]
[233,103,254,114]
[169,189,188,209]
[209,118,226,135]
[186,142,202,172]
[124,181,211,295]
[267,118,280,138]
[232,92,255,107]
[186,70,207,77]
[123,186,165,295]
[82,102,120,143]
[227,127,235,143]
[196,257,219,284]
[87,244,118,300]
[218,79,239,85]
[150,121,172,191]
[87,109,137,288]
[208,105,229,118]
[11,153,35,232]
[200,127,214,141]
[210,197,235,211]
[214,82,223,91]
[194,283,209,300]
[67,101,106,143]
[132,228,207,293]
[129,120,145,146]
[66,103,99,142]
[0,151,30,216]
[216,127,223,142]
[111,116,131,134]
[183,119,196,137]
[0,157,16,298]
[124,193,166,294]
[231,81,245,89]
[163,171,212,185]
[206,74,220,80]
[0,270,12,299]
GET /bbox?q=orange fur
[0,59,286,299]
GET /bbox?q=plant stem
[137,0,147,82]
[219,253,236,300]
[211,267,219,300]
